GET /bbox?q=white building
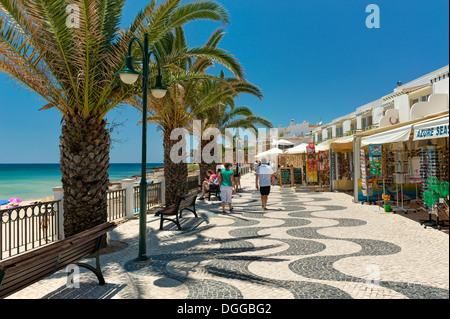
[278,119,319,138]
[312,65,449,143]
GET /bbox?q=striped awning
[383,84,431,102]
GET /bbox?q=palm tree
[130,27,245,205]
[191,73,271,182]
[0,0,231,237]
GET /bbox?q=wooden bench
[0,222,117,299]
[155,194,198,230]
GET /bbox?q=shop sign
[414,123,449,140]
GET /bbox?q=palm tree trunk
[199,137,219,182]
[60,115,110,238]
[164,129,188,206]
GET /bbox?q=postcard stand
[392,147,415,214]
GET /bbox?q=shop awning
[413,116,449,141]
[316,140,331,150]
[330,135,354,151]
[255,147,283,158]
[286,143,327,154]
[360,124,413,147]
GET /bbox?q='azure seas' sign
[414,123,449,140]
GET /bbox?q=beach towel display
[306,143,317,182]
[318,151,329,172]
[368,145,381,206]
[369,145,382,176]
[317,151,330,189]
[306,143,317,172]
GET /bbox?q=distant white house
[276,120,321,145]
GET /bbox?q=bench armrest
[155,204,177,216]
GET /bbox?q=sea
[0,163,164,201]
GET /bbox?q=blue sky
[0,0,448,163]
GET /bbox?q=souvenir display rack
[392,150,410,213]
[346,152,354,181]
[360,149,375,204]
[419,144,449,229]
[330,152,336,181]
[336,152,343,180]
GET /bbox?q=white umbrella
[255,147,283,158]
[265,147,284,155]
[286,143,327,154]
[285,143,309,154]
[272,139,294,146]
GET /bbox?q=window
[421,95,430,102]
[363,116,373,128]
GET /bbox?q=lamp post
[117,33,167,262]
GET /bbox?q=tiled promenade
[6,173,449,299]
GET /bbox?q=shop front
[329,136,354,193]
[279,143,331,190]
[355,113,449,228]
[411,116,449,229]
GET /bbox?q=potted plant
[382,194,391,212]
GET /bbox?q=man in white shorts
[255,158,275,210]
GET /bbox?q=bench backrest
[0,222,116,299]
[178,194,197,211]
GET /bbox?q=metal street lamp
[117,33,167,262]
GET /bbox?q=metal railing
[1,201,60,260]
[107,188,126,221]
[239,164,251,175]
[133,182,163,215]
[187,175,199,191]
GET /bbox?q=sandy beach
[0,166,170,211]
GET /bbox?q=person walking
[253,160,259,172]
[234,163,241,192]
[255,158,275,210]
[218,163,236,213]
